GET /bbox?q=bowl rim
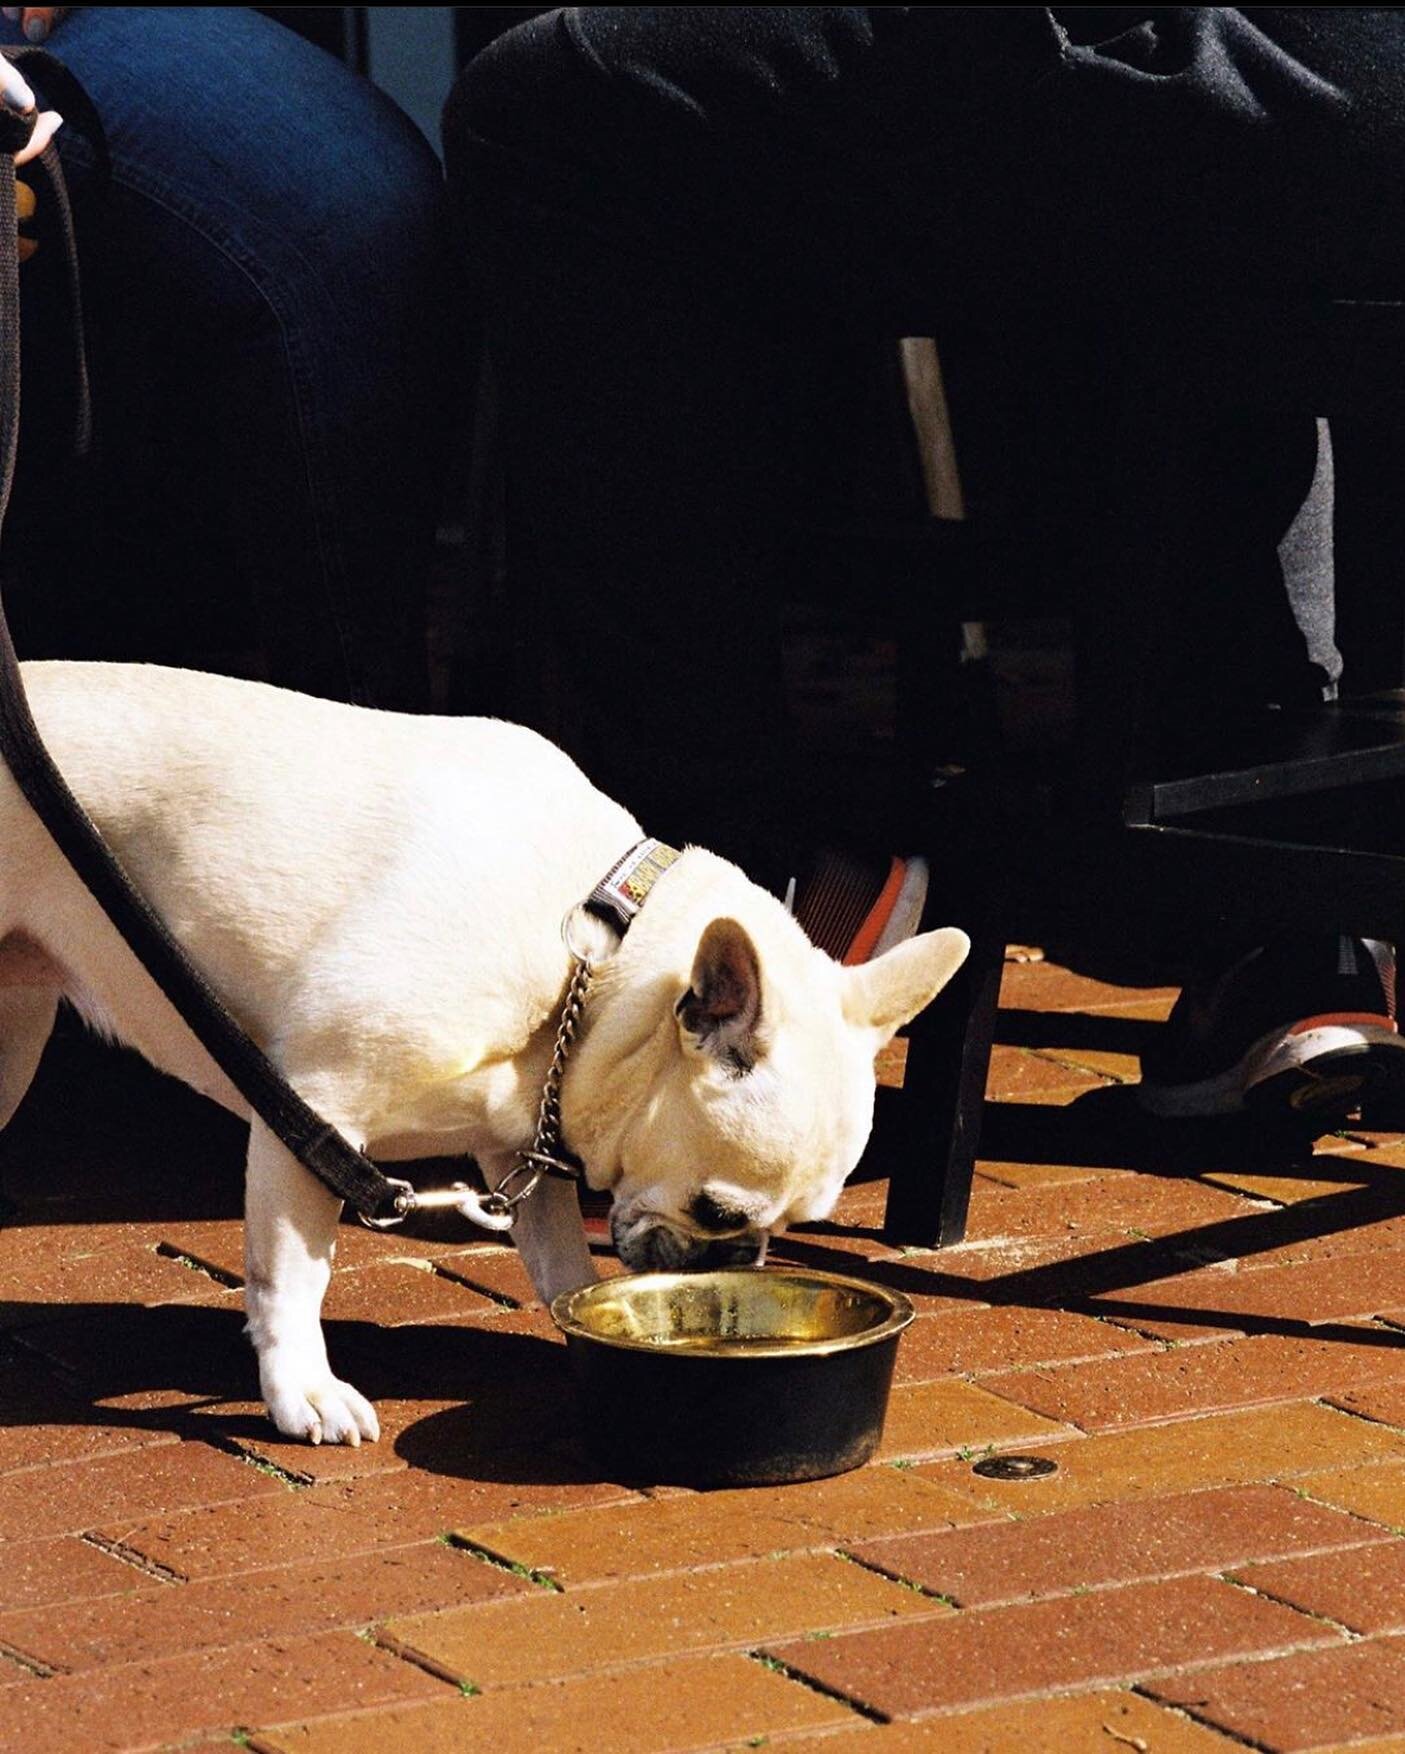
[549,1264,915,1360]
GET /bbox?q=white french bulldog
[0,663,969,1445]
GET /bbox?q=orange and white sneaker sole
[843,856,930,966]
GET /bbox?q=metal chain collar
[359,908,597,1231]
[476,930,594,1225]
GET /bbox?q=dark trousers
[5,8,457,711]
[444,7,1405,864]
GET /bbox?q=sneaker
[1137,935,1405,1122]
[789,850,929,964]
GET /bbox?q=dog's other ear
[842,927,970,1041]
[677,917,763,1067]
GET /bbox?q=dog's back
[0,661,640,1120]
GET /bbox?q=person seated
[443,6,1405,1121]
[3,4,457,711]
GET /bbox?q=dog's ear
[842,927,970,1041]
[677,917,763,1068]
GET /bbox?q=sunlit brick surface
[5,955,1405,1749]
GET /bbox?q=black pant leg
[444,6,1405,854]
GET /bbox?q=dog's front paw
[261,1360,380,1447]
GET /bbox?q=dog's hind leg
[243,1117,380,1446]
[0,984,58,1132]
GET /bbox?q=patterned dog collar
[585,838,682,930]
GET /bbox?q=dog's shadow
[0,1028,249,1224]
[0,1036,613,1486]
[0,1299,608,1488]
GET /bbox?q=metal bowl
[551,1266,914,1487]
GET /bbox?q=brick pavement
[1,957,1404,1751]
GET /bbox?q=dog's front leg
[482,1150,598,1309]
[243,1118,379,1446]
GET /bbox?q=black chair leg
[880,921,1002,1247]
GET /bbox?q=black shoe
[1137,936,1405,1122]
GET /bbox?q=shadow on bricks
[0,1300,590,1478]
[981,1082,1390,1178]
[995,1009,1164,1055]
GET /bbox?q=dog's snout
[613,1211,765,1273]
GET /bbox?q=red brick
[0,1439,283,1543]
[768,1224,906,1267]
[329,1219,500,1267]
[984,1046,1112,1103]
[965,1175,1262,1246]
[1295,1460,1405,1530]
[428,1247,540,1308]
[824,1182,893,1229]
[1305,1739,1405,1754]
[764,1574,1337,1719]
[972,1159,1132,1189]
[1097,1310,1253,1346]
[199,1382,568,1489]
[991,1328,1405,1432]
[379,1374,588,1466]
[0,1405,180,1475]
[1327,1381,1405,1429]
[0,1539,530,1672]
[915,1403,1405,1517]
[0,1241,236,1328]
[997,961,1177,1013]
[1197,1203,1405,1268]
[1235,1541,1405,1635]
[318,1263,501,1325]
[875,1034,908,1087]
[893,1308,1157,1385]
[1148,1634,1405,1751]
[850,1484,1394,1606]
[876,1380,1072,1463]
[0,1536,147,1613]
[91,1467,638,1583]
[383,1552,936,1686]
[766,1690,1248,1752]
[1032,1042,1142,1084]
[0,1627,447,1754]
[462,1470,999,1587]
[1093,1252,1405,1331]
[913,1231,1157,1289]
[178,1398,414,1486]
[251,1652,850,1754]
[1199,1157,1376,1207]
[137,1217,471,1282]
[1357,1135,1405,1161]
[780,1254,986,1317]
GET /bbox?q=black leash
[0,53,413,1223]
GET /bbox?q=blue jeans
[4,7,455,708]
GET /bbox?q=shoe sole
[867,856,930,961]
[1137,1022,1405,1121]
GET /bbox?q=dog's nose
[616,1218,765,1273]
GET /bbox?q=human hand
[0,53,61,261]
[1,9,69,45]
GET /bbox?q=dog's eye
[688,1191,751,1234]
